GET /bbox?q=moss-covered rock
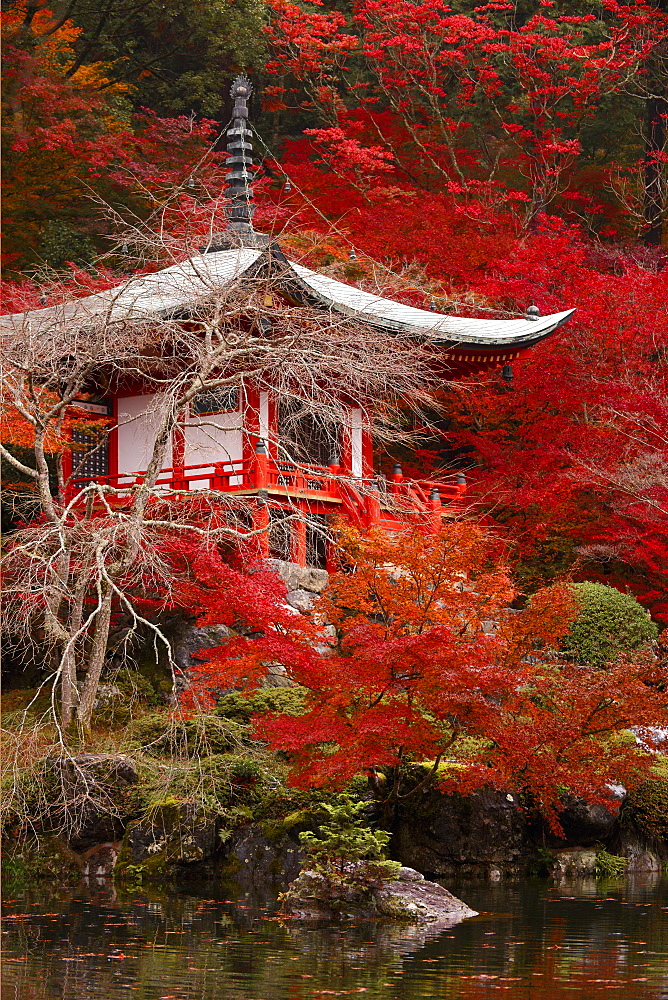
[220,822,304,892]
[624,777,668,845]
[216,687,307,724]
[124,712,243,756]
[115,802,219,881]
[393,786,531,878]
[280,865,477,924]
[1,836,81,890]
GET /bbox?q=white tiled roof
[289,262,574,346]
[0,249,263,332]
[1,244,573,348]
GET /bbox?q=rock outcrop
[393,787,530,878]
[280,865,477,924]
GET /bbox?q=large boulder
[281,865,477,924]
[393,787,531,878]
[269,560,329,594]
[556,786,626,845]
[220,822,304,896]
[46,754,138,852]
[119,803,218,875]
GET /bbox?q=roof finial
[203,75,268,252]
[225,76,255,237]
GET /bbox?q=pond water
[2,875,668,999]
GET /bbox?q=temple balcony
[67,451,466,567]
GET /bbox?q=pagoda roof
[0,244,573,351]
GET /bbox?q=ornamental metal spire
[225,76,255,236]
[204,75,268,252]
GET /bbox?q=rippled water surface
[3,876,668,999]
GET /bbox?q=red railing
[68,454,466,530]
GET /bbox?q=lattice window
[71,400,111,480]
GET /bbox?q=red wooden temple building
[3,78,573,569]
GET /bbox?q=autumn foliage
[187,525,667,827]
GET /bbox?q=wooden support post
[366,492,381,528]
[429,488,442,533]
[291,517,307,567]
[171,411,187,490]
[390,463,403,496]
[254,438,269,490]
[253,493,270,559]
[212,462,226,492]
[326,540,338,574]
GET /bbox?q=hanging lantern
[284,179,292,193]
[502,364,514,382]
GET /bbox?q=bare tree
[1,240,442,737]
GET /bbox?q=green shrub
[299,796,401,885]
[113,668,158,705]
[594,849,627,878]
[625,778,668,843]
[562,582,657,667]
[216,686,308,724]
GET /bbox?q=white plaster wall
[350,408,363,478]
[116,394,172,476]
[184,403,243,489]
[259,391,269,449]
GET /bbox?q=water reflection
[2,876,667,999]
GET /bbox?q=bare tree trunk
[77,583,114,731]
[643,95,667,246]
[61,648,79,728]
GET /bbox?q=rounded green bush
[563,582,658,667]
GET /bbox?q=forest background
[2,0,667,625]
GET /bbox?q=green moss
[216,686,307,724]
[562,582,658,667]
[114,841,169,883]
[625,778,668,843]
[261,808,311,842]
[124,711,244,756]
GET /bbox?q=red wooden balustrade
[66,455,466,560]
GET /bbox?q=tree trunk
[643,95,667,246]
[77,584,114,731]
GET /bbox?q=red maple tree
[188,524,667,828]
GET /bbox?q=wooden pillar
[243,385,261,467]
[252,438,270,558]
[171,411,186,490]
[253,494,270,559]
[429,488,442,533]
[254,437,269,490]
[361,427,374,478]
[326,540,338,574]
[366,491,381,528]
[291,517,307,567]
